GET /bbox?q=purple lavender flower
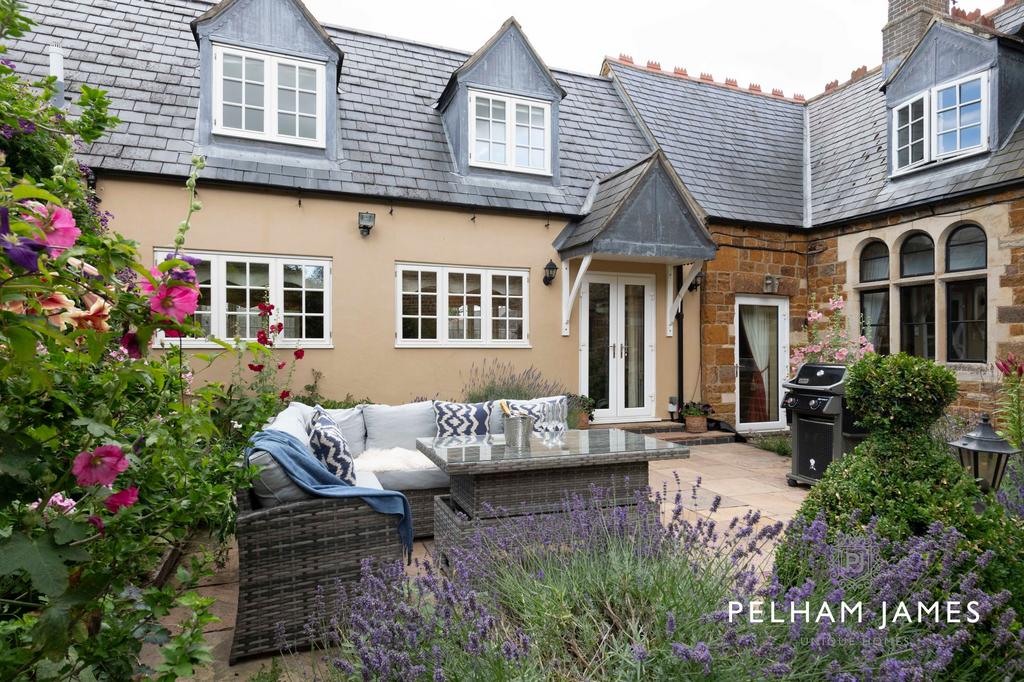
[0,58,15,70]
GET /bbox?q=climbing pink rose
[71,445,128,487]
[104,486,139,513]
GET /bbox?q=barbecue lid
[785,363,847,390]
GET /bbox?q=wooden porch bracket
[561,254,592,336]
[666,260,704,336]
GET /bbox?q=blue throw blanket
[246,430,413,558]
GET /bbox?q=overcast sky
[303,0,1006,97]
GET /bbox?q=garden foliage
[790,291,874,369]
[778,353,1024,631]
[282,483,1024,680]
[0,3,262,678]
[462,359,566,403]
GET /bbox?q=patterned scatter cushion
[505,396,568,434]
[433,400,492,437]
[307,406,356,485]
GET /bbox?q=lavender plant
[462,359,566,403]
[276,482,1023,680]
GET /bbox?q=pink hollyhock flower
[277,361,286,370]
[148,284,199,323]
[120,332,142,359]
[828,297,845,311]
[24,202,80,254]
[104,486,139,513]
[294,348,304,360]
[87,515,105,535]
[807,310,824,323]
[863,343,875,353]
[29,492,76,515]
[71,445,128,487]
[248,363,264,372]
[834,348,849,362]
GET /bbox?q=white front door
[734,295,789,432]
[579,274,656,422]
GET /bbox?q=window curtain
[741,306,776,422]
[862,293,885,348]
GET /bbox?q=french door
[735,295,789,432]
[579,274,656,422]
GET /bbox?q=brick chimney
[882,0,949,76]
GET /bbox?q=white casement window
[212,44,326,148]
[396,263,529,347]
[154,250,332,348]
[933,73,986,159]
[468,90,551,175]
[891,71,988,175]
[892,95,928,172]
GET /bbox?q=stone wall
[700,188,1024,426]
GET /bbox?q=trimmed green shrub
[778,354,1024,611]
[845,353,958,433]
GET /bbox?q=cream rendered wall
[836,202,1010,385]
[98,176,680,415]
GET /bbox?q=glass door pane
[622,284,646,409]
[738,304,779,425]
[587,282,612,412]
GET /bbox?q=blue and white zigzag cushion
[307,406,356,485]
[507,395,568,434]
[433,400,492,437]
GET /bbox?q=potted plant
[681,401,712,433]
[567,394,597,429]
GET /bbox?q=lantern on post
[948,415,1019,492]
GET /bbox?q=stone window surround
[842,212,1006,378]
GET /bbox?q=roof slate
[994,1,1024,33]
[557,153,656,250]
[606,61,807,227]
[10,0,651,216]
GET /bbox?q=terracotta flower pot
[685,415,708,434]
[576,413,590,429]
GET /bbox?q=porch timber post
[561,254,592,336]
[666,260,704,336]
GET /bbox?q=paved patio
[153,441,804,680]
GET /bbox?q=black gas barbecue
[781,363,866,486]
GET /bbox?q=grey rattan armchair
[229,488,403,664]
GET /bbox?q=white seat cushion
[356,447,438,472]
[362,401,437,450]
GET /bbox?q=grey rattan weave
[449,461,647,518]
[400,486,446,538]
[230,489,402,664]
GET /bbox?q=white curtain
[742,306,776,420]
[862,294,885,347]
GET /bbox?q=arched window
[946,224,986,272]
[859,241,889,282]
[900,233,934,277]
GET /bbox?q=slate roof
[10,0,652,217]
[9,0,1024,231]
[993,1,1024,33]
[557,152,657,251]
[607,61,807,227]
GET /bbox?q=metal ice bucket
[502,414,535,450]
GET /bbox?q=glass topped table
[417,428,689,522]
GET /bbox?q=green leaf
[51,517,88,545]
[0,451,34,481]
[4,325,36,362]
[11,183,61,204]
[30,603,70,660]
[0,532,88,596]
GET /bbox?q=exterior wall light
[358,211,375,237]
[688,271,705,292]
[543,259,557,286]
[948,414,1019,492]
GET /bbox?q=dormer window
[212,44,326,148]
[891,71,988,175]
[468,89,551,175]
